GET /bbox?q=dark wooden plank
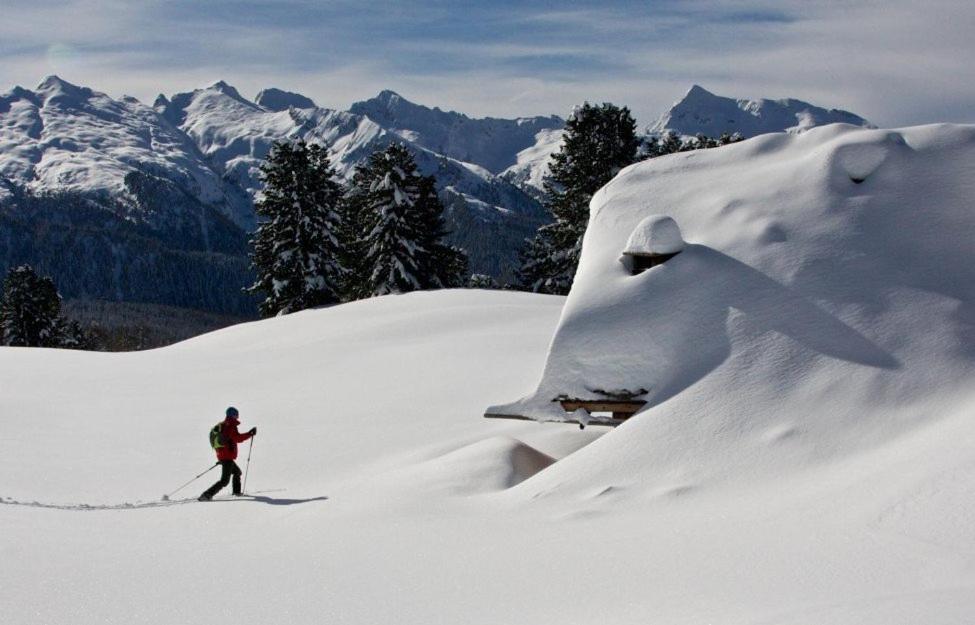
[559,400,645,414]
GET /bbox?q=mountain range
[0,78,872,317]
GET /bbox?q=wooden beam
[483,412,621,427]
[558,400,645,414]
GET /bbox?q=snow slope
[650,84,873,137]
[499,126,564,197]
[3,281,975,622]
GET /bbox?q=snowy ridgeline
[491,123,975,471]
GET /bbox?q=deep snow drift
[3,125,975,625]
[491,123,975,463]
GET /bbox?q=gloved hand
[249,427,257,436]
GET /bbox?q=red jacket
[216,418,254,461]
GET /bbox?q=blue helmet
[226,406,239,419]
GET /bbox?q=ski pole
[242,437,254,495]
[162,462,218,501]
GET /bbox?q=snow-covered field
[4,123,975,625]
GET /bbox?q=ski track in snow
[0,493,328,511]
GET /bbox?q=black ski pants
[202,460,242,498]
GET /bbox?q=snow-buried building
[486,123,975,437]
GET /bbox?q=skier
[199,407,256,501]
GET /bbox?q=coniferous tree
[335,167,372,301]
[519,102,639,294]
[0,265,89,348]
[57,319,94,350]
[468,274,500,289]
[354,144,467,296]
[641,130,745,159]
[248,140,345,317]
[415,176,468,288]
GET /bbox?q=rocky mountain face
[649,84,872,137]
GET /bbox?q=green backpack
[209,423,228,450]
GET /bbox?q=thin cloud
[0,0,972,126]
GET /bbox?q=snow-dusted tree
[0,265,66,347]
[355,144,467,296]
[468,274,499,289]
[57,319,93,350]
[248,140,345,317]
[335,167,372,302]
[641,130,745,159]
[520,102,639,294]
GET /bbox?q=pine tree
[520,103,639,294]
[248,140,345,317]
[355,144,467,296]
[0,265,67,347]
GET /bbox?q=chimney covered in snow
[620,215,685,274]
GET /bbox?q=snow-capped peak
[350,90,563,175]
[375,89,404,104]
[254,87,316,112]
[650,85,873,137]
[208,80,243,98]
[35,74,82,92]
[33,75,92,105]
[682,84,715,101]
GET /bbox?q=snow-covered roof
[621,215,685,256]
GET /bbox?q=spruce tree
[520,102,639,294]
[57,319,93,350]
[0,265,67,347]
[415,176,468,289]
[248,140,345,317]
[335,167,372,301]
[355,144,467,296]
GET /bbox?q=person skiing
[199,407,256,501]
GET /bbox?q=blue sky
[1,0,973,126]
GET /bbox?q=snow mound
[621,214,685,256]
[392,436,556,495]
[490,123,975,492]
